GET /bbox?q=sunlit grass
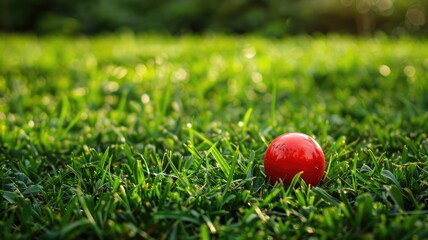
[1,33,427,239]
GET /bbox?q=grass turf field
[0,33,427,239]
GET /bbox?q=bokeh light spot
[379,64,391,77]
[141,94,150,104]
[404,65,416,78]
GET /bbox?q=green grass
[1,33,427,239]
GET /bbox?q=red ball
[264,132,325,186]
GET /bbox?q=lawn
[0,33,427,239]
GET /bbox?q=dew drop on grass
[186,123,192,128]
[135,64,146,73]
[174,68,188,82]
[243,45,256,59]
[305,227,315,234]
[104,81,119,93]
[28,120,34,128]
[42,96,51,106]
[155,56,164,65]
[141,94,150,104]
[113,66,128,79]
[379,64,391,77]
[7,113,15,122]
[80,112,88,120]
[251,72,263,83]
[72,87,87,97]
[404,65,416,78]
[172,101,181,113]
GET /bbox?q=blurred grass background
[0,0,427,37]
[1,33,427,239]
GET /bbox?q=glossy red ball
[264,133,325,186]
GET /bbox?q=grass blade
[385,185,404,210]
[223,149,239,195]
[241,108,253,137]
[312,187,340,207]
[381,169,402,192]
[367,149,381,174]
[207,143,230,177]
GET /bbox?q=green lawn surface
[0,33,427,239]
